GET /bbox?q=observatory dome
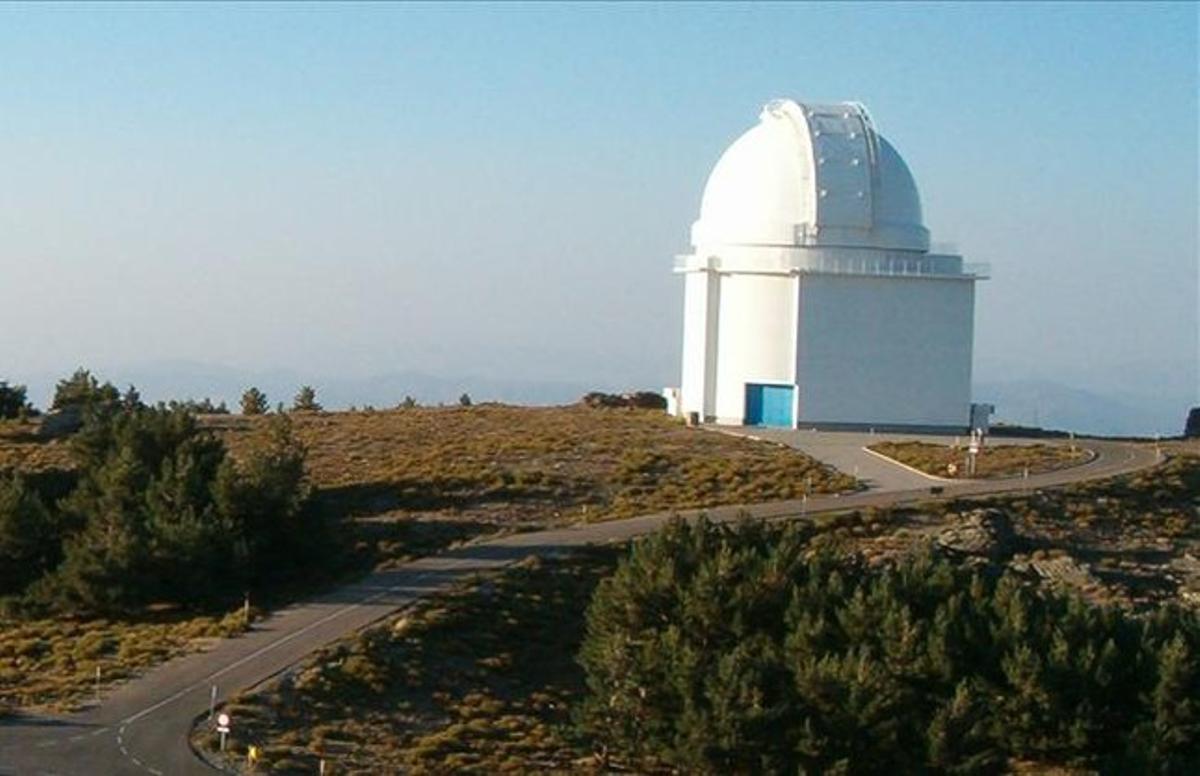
[692,99,930,252]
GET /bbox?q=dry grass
[194,548,650,775]
[0,609,248,712]
[2,407,855,526]
[0,420,72,474]
[869,440,1090,479]
[212,405,855,527]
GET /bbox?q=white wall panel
[797,275,974,427]
[714,273,796,423]
[680,271,712,417]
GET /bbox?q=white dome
[692,99,930,252]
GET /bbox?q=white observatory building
[672,99,986,431]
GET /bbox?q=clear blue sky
[1,3,1196,428]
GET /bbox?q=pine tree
[926,680,1003,774]
[121,384,142,411]
[212,413,316,588]
[577,518,1200,772]
[0,475,61,595]
[51,368,120,412]
[240,387,269,415]
[0,381,32,420]
[1149,632,1200,767]
[292,385,321,412]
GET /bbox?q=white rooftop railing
[674,253,989,279]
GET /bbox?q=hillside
[199,451,1200,773]
[0,405,853,712]
[225,405,851,519]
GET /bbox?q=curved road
[0,435,1160,775]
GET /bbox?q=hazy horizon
[2,3,1196,434]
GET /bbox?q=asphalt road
[0,434,1160,775]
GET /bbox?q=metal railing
[675,253,989,279]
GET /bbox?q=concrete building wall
[796,274,975,428]
[714,272,796,424]
[680,271,721,419]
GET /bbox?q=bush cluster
[578,518,1200,773]
[50,368,124,413]
[0,381,33,420]
[582,391,668,410]
[0,399,328,615]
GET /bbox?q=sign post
[967,429,981,478]
[217,712,231,752]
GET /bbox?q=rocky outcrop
[936,508,1016,561]
[1025,554,1100,591]
[581,391,667,410]
[36,406,83,439]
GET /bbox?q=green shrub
[26,406,326,615]
[578,517,1200,773]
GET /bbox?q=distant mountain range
[12,362,1194,438]
[974,379,1193,438]
[16,361,608,413]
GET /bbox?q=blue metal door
[745,384,764,425]
[745,384,794,427]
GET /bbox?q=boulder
[936,508,1016,561]
[36,406,83,439]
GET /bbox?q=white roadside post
[217,712,231,752]
[94,665,101,702]
[209,685,217,720]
